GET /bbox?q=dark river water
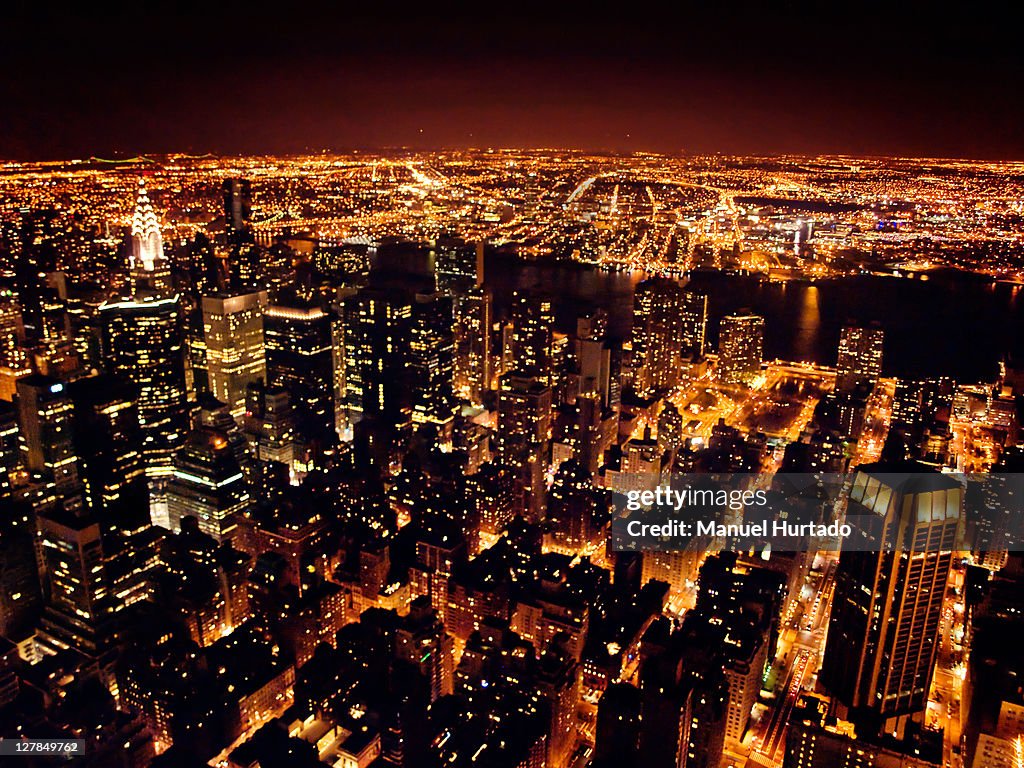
[483,254,1024,383]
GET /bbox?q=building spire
[128,178,173,297]
[131,178,164,272]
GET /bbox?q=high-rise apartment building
[496,373,552,519]
[510,291,556,385]
[0,295,29,370]
[836,323,884,393]
[718,312,764,384]
[343,268,453,444]
[681,289,708,358]
[396,596,455,702]
[435,237,491,405]
[631,279,706,396]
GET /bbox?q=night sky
[3,1,1023,159]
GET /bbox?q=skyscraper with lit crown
[129,179,172,296]
[99,180,189,521]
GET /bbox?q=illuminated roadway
[751,650,812,766]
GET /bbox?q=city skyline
[0,33,1023,765]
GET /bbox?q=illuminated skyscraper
[0,293,32,404]
[836,323,884,393]
[15,374,78,493]
[784,692,943,767]
[68,374,146,516]
[68,377,160,614]
[186,307,210,397]
[129,179,172,296]
[0,403,19,496]
[0,510,40,638]
[452,286,491,404]
[466,462,516,536]
[510,291,555,385]
[630,279,683,396]
[11,209,60,341]
[496,373,552,519]
[410,291,457,437]
[568,308,611,404]
[821,464,962,732]
[202,290,268,419]
[99,181,189,482]
[680,289,708,358]
[545,459,604,553]
[717,312,764,384]
[264,300,336,442]
[629,281,706,397]
[435,237,491,406]
[99,297,188,476]
[433,236,483,293]
[33,279,80,380]
[342,279,422,436]
[36,509,109,655]
[243,381,297,468]
[165,426,252,542]
[197,394,254,483]
[657,400,684,455]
